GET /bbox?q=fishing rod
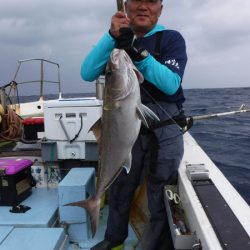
[117,0,125,12]
[191,104,250,121]
[115,0,250,132]
[149,104,250,133]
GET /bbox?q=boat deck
[0,188,58,228]
[1,132,250,249]
[0,187,137,250]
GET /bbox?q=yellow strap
[112,244,124,250]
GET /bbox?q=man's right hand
[116,27,135,50]
[109,12,130,38]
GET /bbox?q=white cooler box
[43,98,102,160]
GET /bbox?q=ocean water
[184,87,250,205]
[18,87,250,205]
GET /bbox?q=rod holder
[96,76,105,100]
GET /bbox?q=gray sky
[0,0,250,95]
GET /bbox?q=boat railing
[12,58,62,100]
[0,58,62,108]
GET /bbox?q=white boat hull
[178,132,250,249]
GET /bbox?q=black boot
[90,239,123,250]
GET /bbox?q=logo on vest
[165,59,179,69]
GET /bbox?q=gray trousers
[105,102,184,250]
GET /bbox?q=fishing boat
[0,62,250,250]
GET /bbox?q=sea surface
[184,87,250,205]
[19,87,250,205]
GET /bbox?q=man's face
[125,0,163,35]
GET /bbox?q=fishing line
[140,85,183,131]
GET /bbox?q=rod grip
[117,0,125,12]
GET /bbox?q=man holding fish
[80,0,187,249]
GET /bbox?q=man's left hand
[116,27,149,62]
[126,40,149,61]
[116,27,135,50]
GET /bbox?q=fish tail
[64,196,101,237]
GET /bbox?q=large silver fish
[65,49,159,237]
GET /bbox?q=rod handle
[117,0,125,12]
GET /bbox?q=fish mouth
[111,48,126,60]
[110,49,123,70]
[110,49,132,70]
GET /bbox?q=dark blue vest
[136,30,187,108]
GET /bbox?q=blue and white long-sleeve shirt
[81,24,187,106]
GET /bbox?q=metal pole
[40,59,44,100]
[57,63,62,99]
[96,76,105,100]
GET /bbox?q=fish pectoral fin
[104,101,120,111]
[122,153,132,174]
[137,106,149,128]
[89,118,102,143]
[136,104,160,128]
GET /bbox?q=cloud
[0,0,250,94]
[162,0,250,88]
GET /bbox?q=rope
[0,107,23,141]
